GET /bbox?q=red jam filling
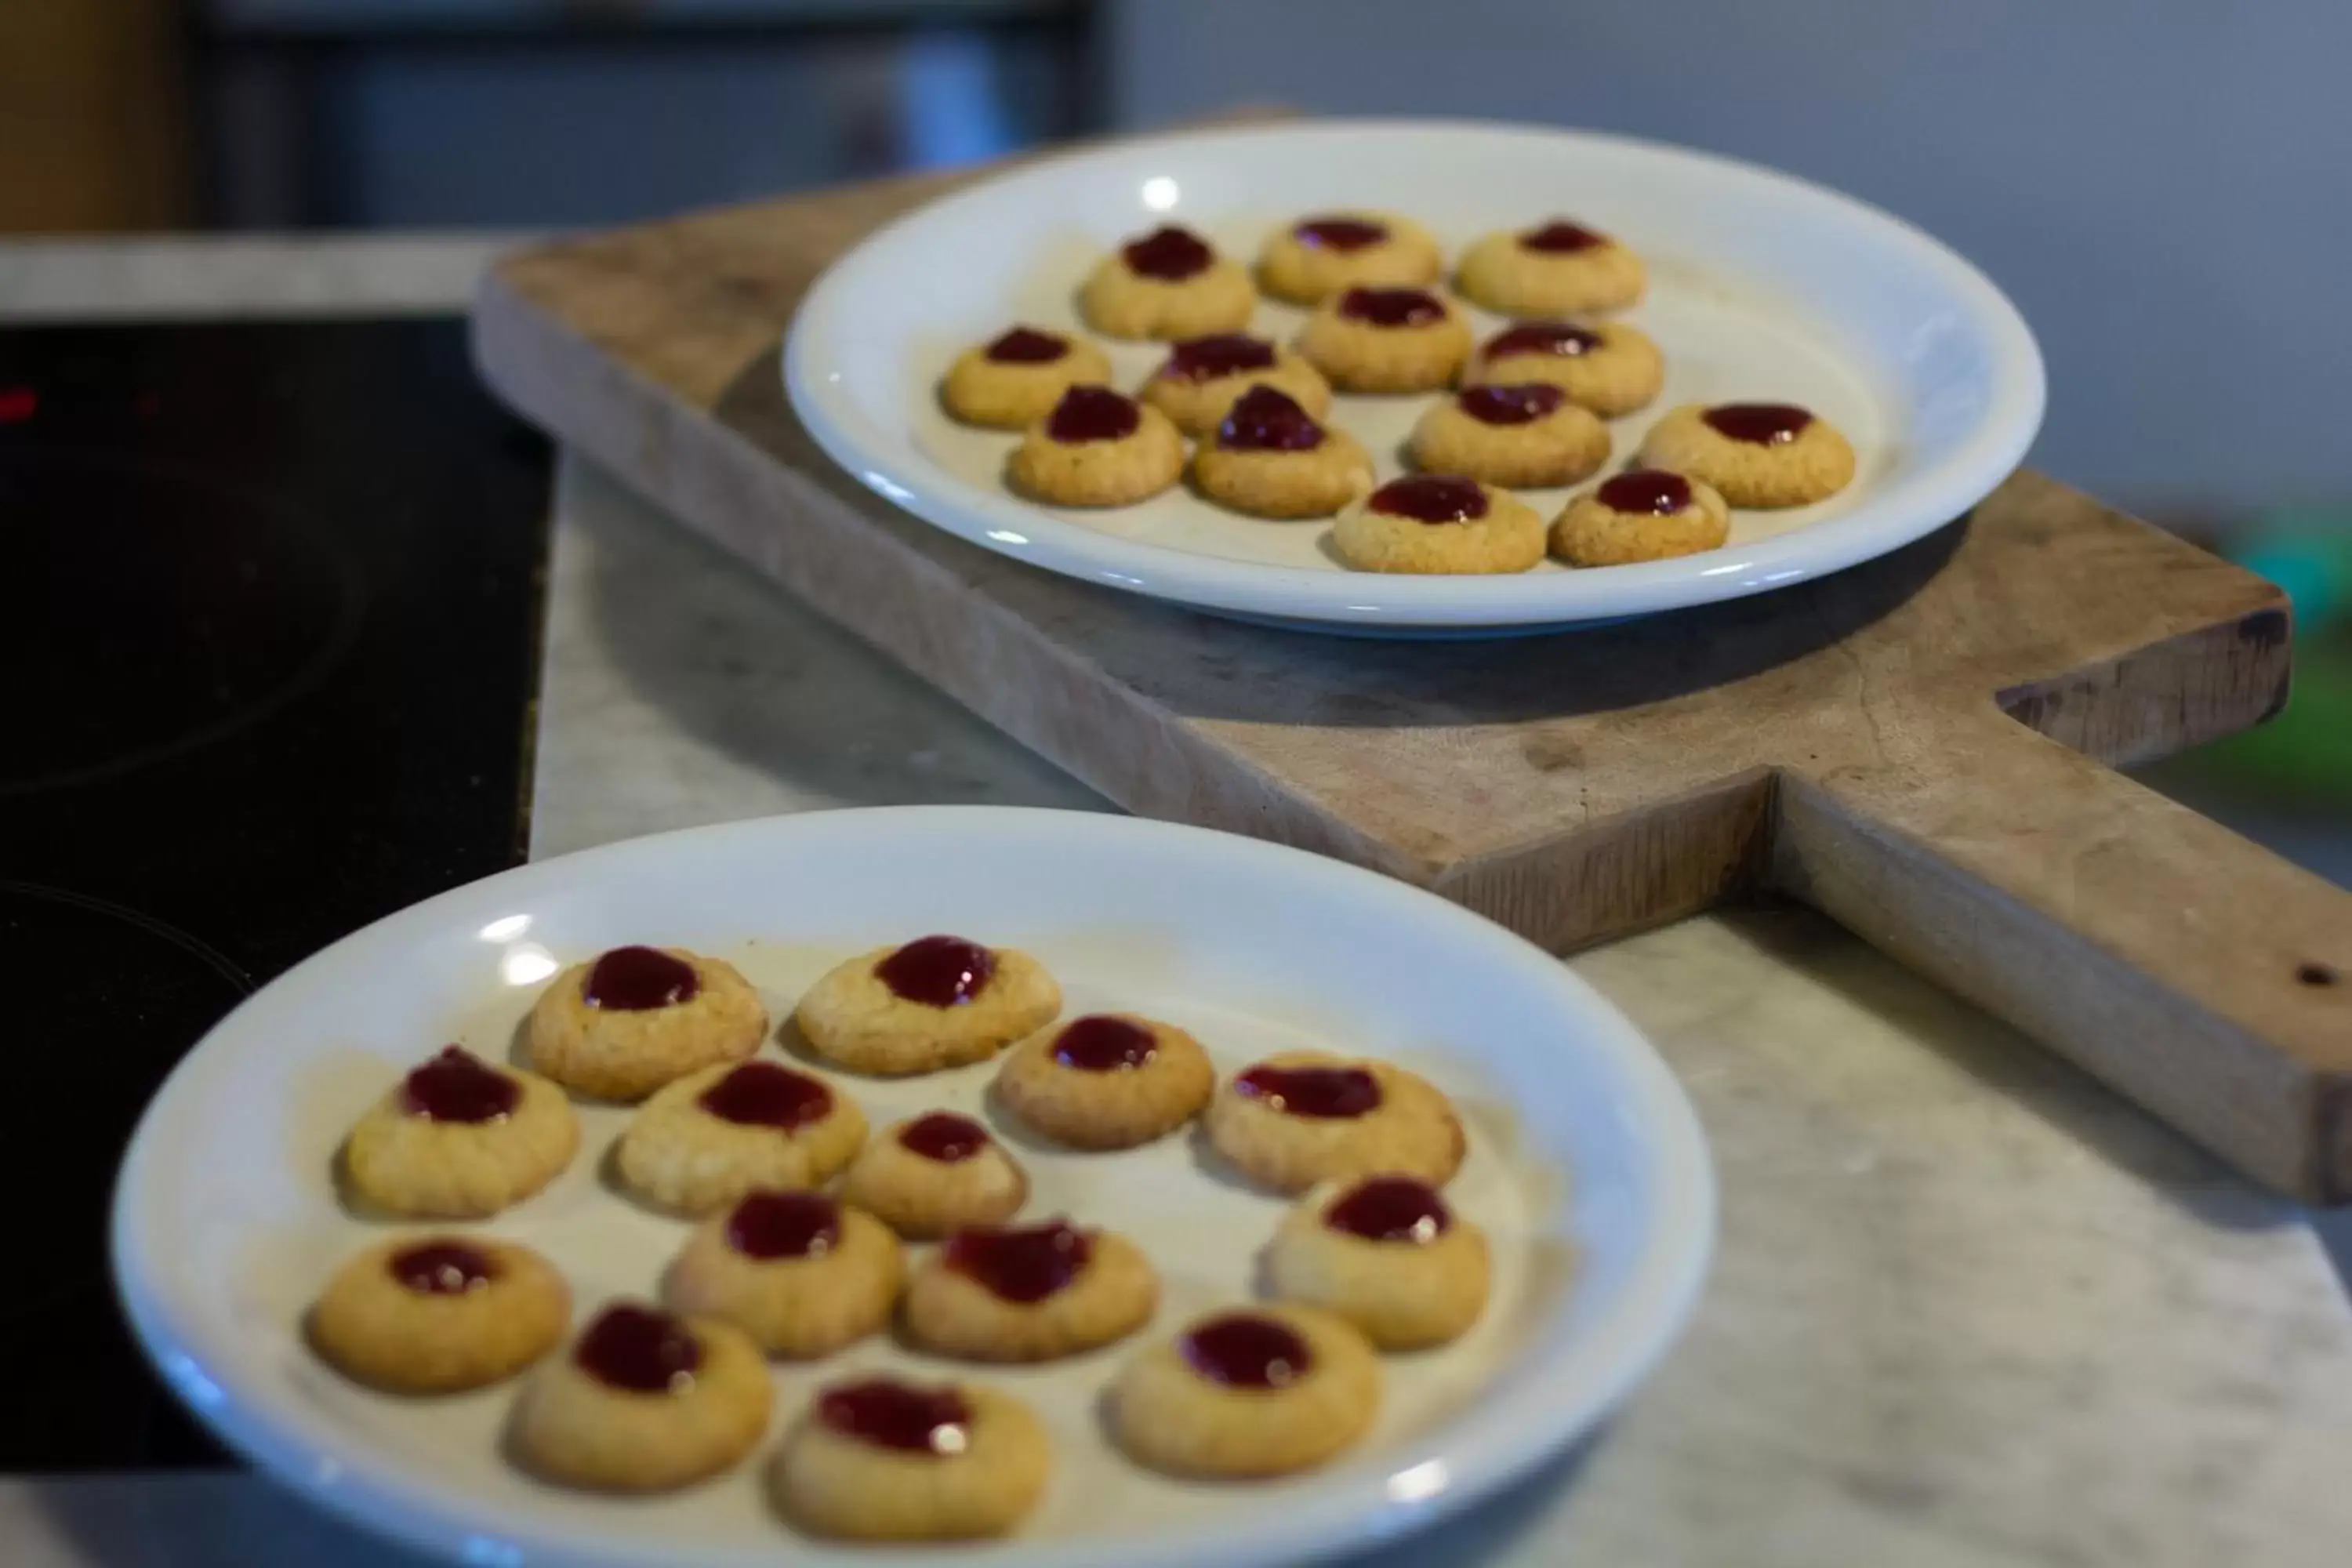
[1520,220,1606,254]
[899,1111,990,1163]
[1162,334,1276,382]
[1051,1014,1157,1072]
[1295,216,1388,252]
[401,1046,518,1123]
[1596,470,1694,514]
[1181,1313,1313,1388]
[1337,287,1446,328]
[1457,383,1566,426]
[1218,385,1323,452]
[724,1191,841,1260]
[1123,225,1214,281]
[1703,403,1814,445]
[1484,321,1602,360]
[698,1061,833,1131]
[1232,1062,1383,1118]
[876,935,997,1006]
[943,1219,1092,1304]
[1326,1176,1451,1243]
[1366,476,1488,526]
[575,1304,701,1394]
[583,946,699,1011]
[984,326,1068,364]
[818,1378,973,1454]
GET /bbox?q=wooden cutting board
[472,155,2352,1201]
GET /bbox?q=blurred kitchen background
[8,0,2346,877]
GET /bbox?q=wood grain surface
[472,147,2352,1200]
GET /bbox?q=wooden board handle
[1774,714,2352,1200]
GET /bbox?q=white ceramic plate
[113,807,1714,1567]
[786,118,2043,635]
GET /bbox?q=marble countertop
[8,236,2352,1568]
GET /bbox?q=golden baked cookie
[1203,1051,1465,1194]
[1464,319,1664,419]
[663,1191,902,1357]
[771,1377,1050,1542]
[794,935,1062,1077]
[1552,468,1732,567]
[1007,387,1185,509]
[1110,1305,1380,1479]
[1456,219,1646,317]
[1191,387,1373,521]
[615,1058,865,1214]
[308,1234,568,1394]
[1258,212,1443,306]
[837,1112,1029,1240]
[508,1302,772,1493]
[1080,224,1255,341]
[1637,401,1857,508]
[903,1218,1158,1362]
[993,1013,1216,1150]
[1294,286,1472,394]
[343,1046,580,1219]
[1265,1175,1491,1349]
[1410,383,1610,489]
[526,945,766,1103]
[941,326,1115,430]
[1138,333,1331,437]
[1330,475,1546,576]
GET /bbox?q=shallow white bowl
[113,807,1714,1566]
[786,118,2043,634]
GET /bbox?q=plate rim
[111,804,1717,1568]
[783,115,2046,632]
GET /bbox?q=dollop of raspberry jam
[724,1191,841,1260]
[943,1219,1092,1304]
[1703,403,1814,445]
[1232,1062,1383,1117]
[698,1061,833,1130]
[1457,383,1567,426]
[1338,286,1446,328]
[1484,321,1602,360]
[1181,1312,1313,1388]
[1218,385,1323,452]
[1295,216,1388,252]
[1051,1014,1157,1072]
[1163,333,1276,382]
[984,326,1067,364]
[1597,470,1693,514]
[898,1111,990,1163]
[1326,1176,1450,1243]
[583,946,699,1011]
[401,1047,517,1123]
[1520,220,1606,253]
[876,935,997,1005]
[1366,475,1488,526]
[818,1378,973,1454]
[1122,225,1214,281]
[389,1241,496,1294]
[1044,387,1140,445]
[575,1304,701,1395]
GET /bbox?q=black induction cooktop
[0,319,550,1470]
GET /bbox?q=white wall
[1108,0,2352,514]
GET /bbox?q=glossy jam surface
[877,934,997,1006]
[389,1240,496,1295]
[583,946,699,1011]
[1704,403,1814,445]
[1485,321,1602,360]
[1122,225,1214,281]
[1295,216,1388,252]
[899,1111,990,1163]
[1367,475,1488,526]
[1218,386,1323,452]
[1163,334,1276,382]
[1327,1176,1451,1243]
[818,1378,973,1455]
[401,1046,518,1123]
[984,326,1067,365]
[1337,286,1446,328]
[1457,383,1567,426]
[699,1061,833,1131]
[944,1220,1092,1304]
[725,1191,841,1260]
[575,1305,702,1395]
[1181,1313,1314,1389]
[1233,1062,1383,1118]
[1520,220,1606,253]
[1597,469,1694,515]
[1052,1014,1158,1072]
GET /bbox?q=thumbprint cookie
[508,1301,773,1493]
[1552,468,1732,566]
[993,1012,1216,1150]
[837,1112,1029,1240]
[1138,332,1330,437]
[527,945,766,1102]
[1638,402,1857,508]
[1007,386,1185,508]
[1258,212,1443,306]
[1265,1174,1491,1348]
[308,1234,568,1393]
[1080,223,1255,341]
[663,1190,903,1358]
[794,935,1061,1077]
[1456,217,1646,317]
[1464,318,1664,419]
[1410,383,1610,489]
[342,1045,579,1218]
[1294,285,1472,394]
[903,1218,1158,1363]
[941,325,1114,429]
[1111,1305,1380,1479]
[1203,1050,1465,1193]
[615,1059,866,1214]
[1191,386,1373,520]
[771,1377,1051,1541]
[1330,474,1546,576]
